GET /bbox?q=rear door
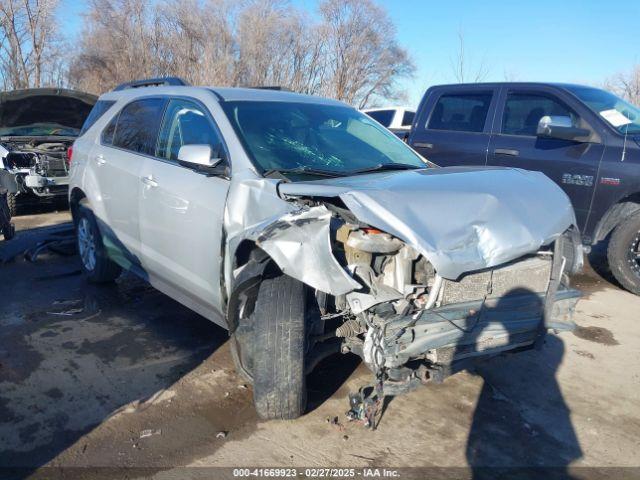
[487,87,604,230]
[91,97,167,262]
[410,88,497,166]
[138,97,230,318]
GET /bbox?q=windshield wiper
[262,166,347,178]
[346,163,424,175]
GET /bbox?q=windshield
[222,101,428,178]
[0,123,80,137]
[566,86,640,135]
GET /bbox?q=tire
[608,212,640,295]
[6,192,17,217]
[250,274,307,420]
[76,205,121,283]
[0,193,14,240]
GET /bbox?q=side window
[402,110,415,127]
[101,114,117,145]
[80,100,116,135]
[502,93,578,136]
[427,93,492,132]
[112,98,167,155]
[156,99,222,161]
[366,110,395,127]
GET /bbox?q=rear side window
[80,100,115,135]
[402,110,415,127]
[427,93,492,132]
[111,98,167,155]
[502,93,578,136]
[366,110,395,127]
[102,114,117,145]
[156,98,222,161]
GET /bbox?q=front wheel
[608,212,640,295]
[76,206,121,283]
[247,274,308,420]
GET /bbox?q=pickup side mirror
[177,144,228,176]
[537,115,591,142]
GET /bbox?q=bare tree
[319,0,414,108]
[450,29,488,83]
[0,0,60,89]
[68,0,413,106]
[603,64,640,106]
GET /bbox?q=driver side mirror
[177,144,227,176]
[536,116,591,142]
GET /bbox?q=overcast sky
[61,0,640,107]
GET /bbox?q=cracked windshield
[222,101,427,178]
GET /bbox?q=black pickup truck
[408,82,640,294]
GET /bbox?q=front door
[138,98,230,317]
[410,89,497,167]
[488,88,603,231]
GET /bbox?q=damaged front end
[225,167,582,427]
[0,88,96,199]
[0,138,73,197]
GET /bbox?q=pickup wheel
[608,212,640,295]
[76,205,121,283]
[250,274,307,420]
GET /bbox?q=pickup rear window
[427,93,492,133]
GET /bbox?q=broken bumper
[377,287,580,370]
[24,174,69,195]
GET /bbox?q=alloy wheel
[78,217,97,272]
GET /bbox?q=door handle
[95,154,106,166]
[413,142,433,149]
[494,148,519,156]
[141,175,158,188]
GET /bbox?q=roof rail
[249,86,291,92]
[112,77,190,92]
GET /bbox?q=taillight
[66,145,73,167]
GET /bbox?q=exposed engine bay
[0,137,72,197]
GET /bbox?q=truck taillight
[66,145,73,167]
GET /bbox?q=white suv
[70,78,582,422]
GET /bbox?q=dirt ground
[1,208,639,478]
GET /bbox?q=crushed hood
[278,166,576,280]
[0,88,96,135]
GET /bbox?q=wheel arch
[593,193,640,244]
[69,187,87,224]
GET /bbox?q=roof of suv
[100,85,346,106]
[428,82,594,91]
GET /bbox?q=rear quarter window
[427,93,492,132]
[80,100,116,135]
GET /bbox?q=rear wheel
[76,206,121,283]
[237,274,308,420]
[608,212,640,295]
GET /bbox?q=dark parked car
[409,82,640,295]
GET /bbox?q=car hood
[0,88,96,135]
[278,166,576,280]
